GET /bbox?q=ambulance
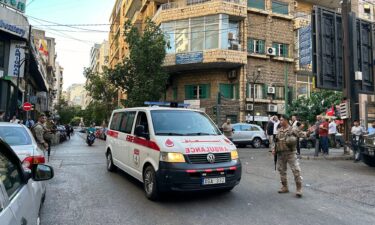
[105,104,242,200]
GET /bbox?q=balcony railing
[154,0,246,20]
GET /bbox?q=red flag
[326,106,335,116]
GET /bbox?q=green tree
[109,19,169,107]
[288,90,343,123]
[84,67,118,123]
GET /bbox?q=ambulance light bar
[144,101,190,108]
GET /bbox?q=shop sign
[0,0,26,13]
[299,25,312,67]
[8,40,26,78]
[0,6,29,38]
[176,52,203,64]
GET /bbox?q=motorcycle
[86,131,96,146]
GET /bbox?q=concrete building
[52,61,64,108]
[66,83,87,109]
[84,40,110,109]
[0,4,58,120]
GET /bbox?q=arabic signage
[0,0,26,13]
[176,52,203,65]
[299,25,312,67]
[8,40,26,78]
[0,6,29,38]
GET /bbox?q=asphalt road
[41,133,375,225]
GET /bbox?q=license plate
[202,177,226,185]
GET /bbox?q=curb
[300,155,353,161]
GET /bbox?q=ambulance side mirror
[135,125,150,140]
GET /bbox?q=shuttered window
[248,38,265,54]
[184,84,211,99]
[272,42,289,57]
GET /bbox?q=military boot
[278,181,289,193]
[296,181,303,198]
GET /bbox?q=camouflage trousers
[277,151,302,184]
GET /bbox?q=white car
[106,107,242,200]
[0,123,46,168]
[0,138,54,225]
[231,123,269,148]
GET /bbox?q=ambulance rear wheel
[143,165,160,201]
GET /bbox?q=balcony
[163,49,247,72]
[153,0,247,24]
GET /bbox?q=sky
[26,0,116,90]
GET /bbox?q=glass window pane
[191,25,204,51]
[175,27,189,53]
[0,127,32,146]
[206,15,219,24]
[221,14,229,49]
[0,152,22,198]
[272,1,289,15]
[248,0,265,10]
[205,24,219,49]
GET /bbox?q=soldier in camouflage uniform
[272,115,309,198]
[32,114,49,152]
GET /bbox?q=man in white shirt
[351,120,367,162]
[328,119,337,148]
[9,115,19,124]
[291,115,301,155]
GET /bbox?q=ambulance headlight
[160,152,186,163]
[231,150,239,160]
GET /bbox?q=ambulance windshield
[151,110,220,136]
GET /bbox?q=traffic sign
[23,102,32,111]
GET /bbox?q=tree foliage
[109,19,169,107]
[84,67,118,123]
[288,90,343,123]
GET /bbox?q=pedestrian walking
[65,124,71,140]
[291,115,301,155]
[314,115,323,157]
[328,118,337,148]
[31,114,49,153]
[222,119,234,141]
[272,115,309,198]
[319,118,329,155]
[351,120,367,162]
[25,118,35,129]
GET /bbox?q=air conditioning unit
[227,70,237,79]
[231,43,241,50]
[267,47,276,56]
[267,104,278,112]
[246,104,254,111]
[267,87,276,94]
[228,32,237,40]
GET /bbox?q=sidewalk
[299,147,353,160]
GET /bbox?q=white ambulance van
[105,106,242,200]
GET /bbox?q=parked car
[0,123,46,169]
[360,134,375,167]
[0,137,54,225]
[299,132,345,149]
[231,123,269,148]
[95,127,107,140]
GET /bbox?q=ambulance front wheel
[143,165,160,201]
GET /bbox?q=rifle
[274,135,277,171]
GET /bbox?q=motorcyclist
[86,124,96,143]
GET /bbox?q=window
[241,124,251,131]
[248,38,265,54]
[251,126,261,131]
[364,4,371,14]
[119,111,136,134]
[205,15,219,50]
[272,1,289,15]
[272,42,289,57]
[191,17,205,51]
[0,152,23,198]
[185,84,211,100]
[0,41,5,68]
[151,110,220,136]
[220,83,239,99]
[275,86,285,100]
[248,84,264,99]
[232,124,241,131]
[175,19,189,53]
[0,127,32,146]
[135,112,149,135]
[173,87,178,100]
[248,0,265,10]
[110,113,121,131]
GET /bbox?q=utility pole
[342,0,358,154]
[252,67,261,124]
